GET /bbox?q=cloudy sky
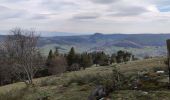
[1,0,170,35]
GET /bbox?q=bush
[66,74,100,86]
[36,91,51,100]
[0,87,28,100]
[66,69,125,91]
[40,77,58,86]
[67,63,81,71]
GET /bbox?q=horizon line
[1,31,170,37]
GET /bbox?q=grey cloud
[109,6,150,16]
[90,0,119,4]
[72,13,100,20]
[0,5,26,19]
[0,0,29,3]
[41,0,78,11]
[0,0,170,33]
[30,14,50,20]
[0,5,10,11]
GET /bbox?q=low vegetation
[0,57,169,100]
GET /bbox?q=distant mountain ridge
[36,33,170,57]
[0,33,169,57]
[39,33,170,47]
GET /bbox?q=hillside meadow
[0,57,169,100]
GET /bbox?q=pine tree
[81,53,93,69]
[123,52,131,62]
[91,51,109,66]
[46,49,53,65]
[48,50,53,59]
[54,47,59,57]
[111,54,116,64]
[88,54,93,66]
[99,52,109,66]
[67,47,76,66]
[116,50,124,63]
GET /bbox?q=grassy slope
[0,57,169,100]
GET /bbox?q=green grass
[0,57,168,100]
[111,90,170,100]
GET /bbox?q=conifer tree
[48,50,53,59]
[88,54,93,66]
[54,47,59,57]
[81,53,93,69]
[67,47,76,66]
[123,52,131,62]
[116,50,124,63]
[91,51,109,66]
[111,54,116,64]
[46,49,53,66]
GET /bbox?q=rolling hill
[0,33,169,57]
[38,33,170,57]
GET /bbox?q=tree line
[46,47,136,74]
[0,28,136,86]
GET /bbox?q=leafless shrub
[48,56,67,75]
[1,28,44,85]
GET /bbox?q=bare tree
[2,28,43,85]
[48,56,67,75]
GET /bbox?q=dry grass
[111,90,170,100]
[118,57,166,74]
[0,57,168,100]
[0,82,25,94]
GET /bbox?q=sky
[0,0,170,35]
